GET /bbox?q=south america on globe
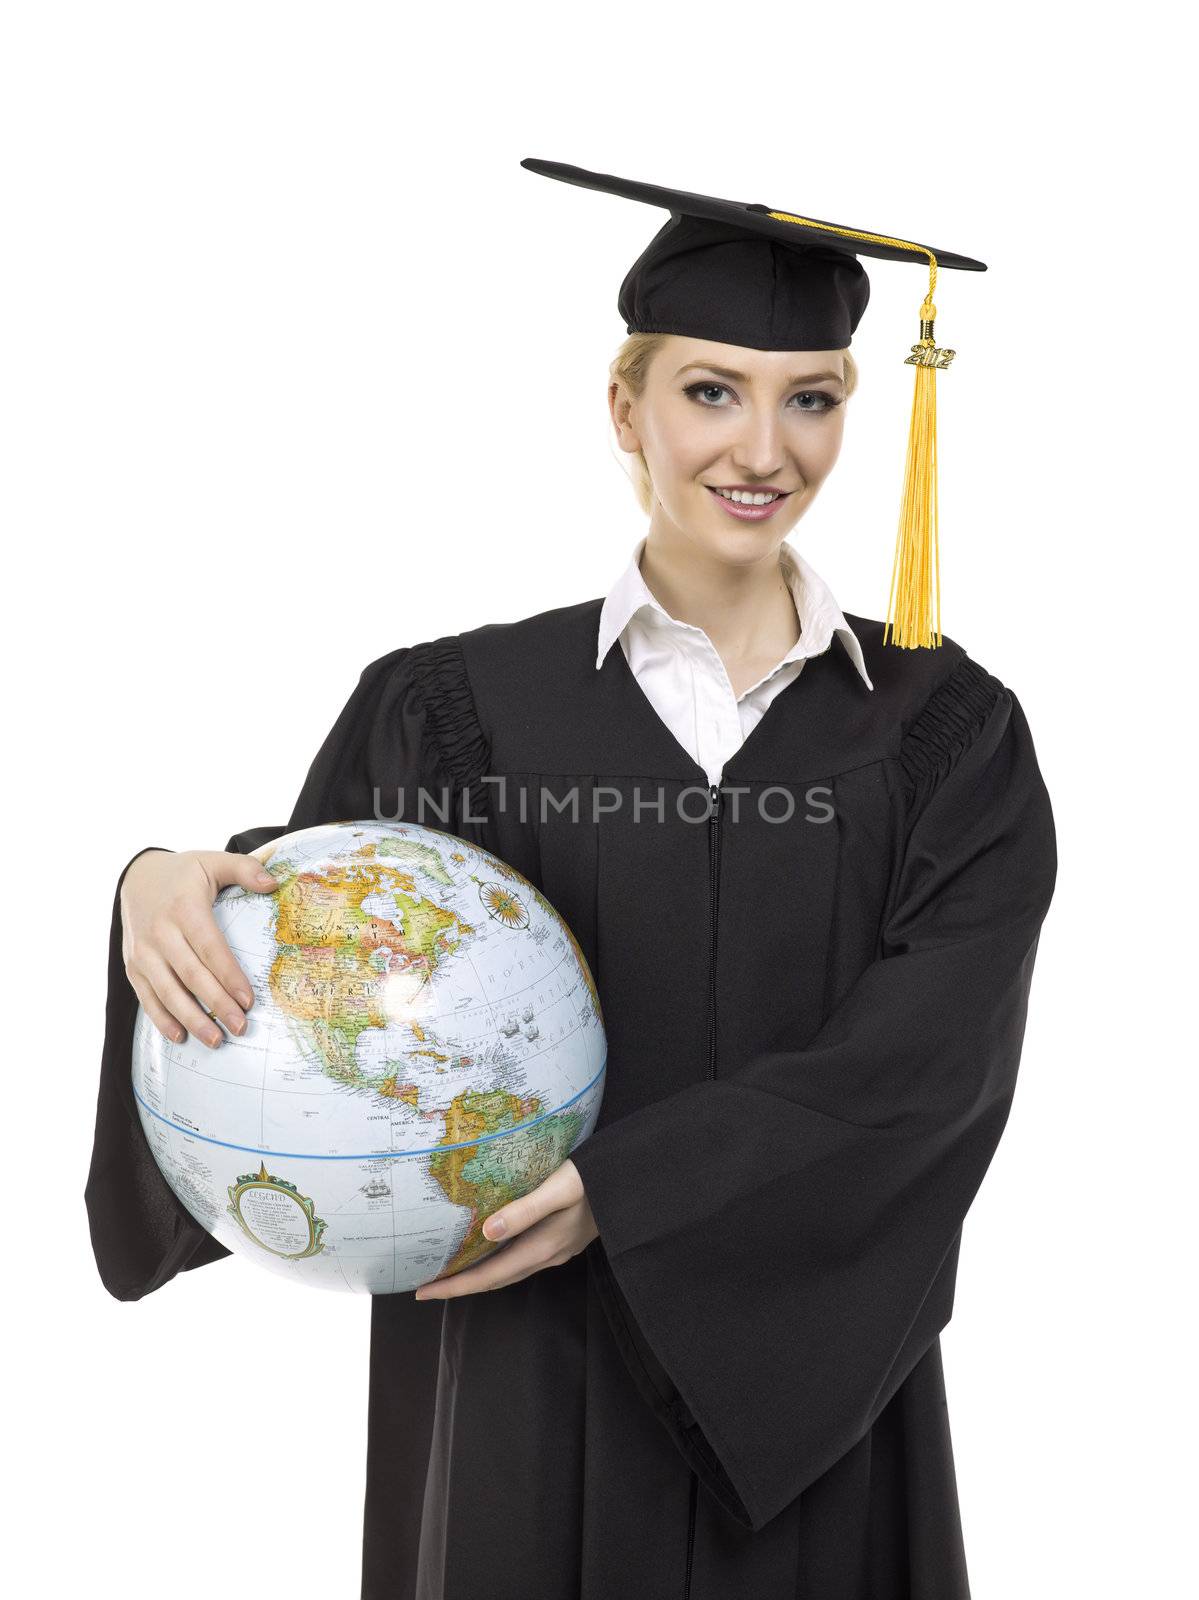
[130,820,607,1294]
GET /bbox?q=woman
[86,163,1058,1599]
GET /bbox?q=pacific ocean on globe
[130,820,607,1293]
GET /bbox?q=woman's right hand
[120,849,280,1049]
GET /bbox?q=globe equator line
[131,1060,606,1162]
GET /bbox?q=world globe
[131,820,607,1294]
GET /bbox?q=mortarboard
[520,156,988,650]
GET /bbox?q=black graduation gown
[85,598,1058,1600]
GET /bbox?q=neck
[638,519,801,687]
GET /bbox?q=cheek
[801,416,846,478]
[648,407,705,473]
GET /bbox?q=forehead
[655,335,846,382]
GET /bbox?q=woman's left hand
[413,1158,599,1300]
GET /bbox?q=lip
[706,485,790,521]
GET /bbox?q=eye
[792,390,841,412]
[682,382,842,413]
[683,381,734,407]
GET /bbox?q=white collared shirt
[596,534,873,788]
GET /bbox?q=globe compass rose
[476,878,530,929]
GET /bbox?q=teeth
[714,488,780,505]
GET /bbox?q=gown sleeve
[568,654,1059,1533]
[83,637,490,1302]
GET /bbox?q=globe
[131,820,607,1294]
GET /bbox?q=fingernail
[207,1029,222,1048]
[485,1216,506,1240]
[230,1017,246,1036]
[237,991,253,1009]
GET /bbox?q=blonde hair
[609,332,859,518]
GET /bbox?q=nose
[730,410,788,481]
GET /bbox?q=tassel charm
[905,314,956,369]
[885,294,955,649]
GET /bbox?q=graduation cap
[520,157,987,650]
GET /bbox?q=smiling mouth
[707,486,792,504]
[705,485,793,518]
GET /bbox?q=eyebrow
[674,362,844,387]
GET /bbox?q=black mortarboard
[520,157,988,650]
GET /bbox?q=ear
[608,379,641,455]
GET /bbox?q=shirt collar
[595,533,874,691]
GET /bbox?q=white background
[3,3,1193,1595]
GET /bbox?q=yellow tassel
[885,294,944,649]
[764,210,957,651]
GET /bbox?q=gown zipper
[706,782,723,1081]
[685,782,724,1600]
